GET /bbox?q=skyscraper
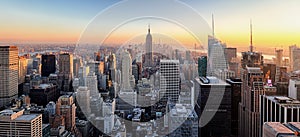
[239,21,265,137]
[0,46,19,107]
[194,76,232,137]
[121,50,133,92]
[58,53,73,92]
[159,60,180,102]
[239,67,264,137]
[42,54,56,77]
[144,25,153,67]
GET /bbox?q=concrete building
[76,86,91,115]
[0,46,19,107]
[159,60,180,103]
[225,47,239,75]
[19,56,28,84]
[275,49,283,67]
[0,109,42,137]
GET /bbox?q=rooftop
[264,122,294,134]
[15,114,40,121]
[195,76,229,86]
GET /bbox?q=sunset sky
[1,0,300,51]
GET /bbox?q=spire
[250,19,253,52]
[212,14,215,37]
[148,24,150,34]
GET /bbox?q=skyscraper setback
[58,53,73,92]
[0,46,19,108]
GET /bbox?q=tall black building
[226,78,242,136]
[42,55,56,77]
[194,76,232,137]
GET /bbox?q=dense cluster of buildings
[1,19,300,137]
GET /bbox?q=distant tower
[42,54,56,77]
[145,25,153,67]
[58,53,73,92]
[0,46,18,107]
[212,14,215,37]
[121,50,132,91]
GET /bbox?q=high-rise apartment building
[275,49,283,67]
[159,60,180,103]
[121,50,133,92]
[0,46,19,107]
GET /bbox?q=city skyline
[1,0,300,50]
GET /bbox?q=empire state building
[145,25,153,67]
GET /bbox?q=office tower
[194,76,232,137]
[275,49,283,67]
[207,36,228,76]
[225,47,239,76]
[0,46,19,107]
[260,96,300,132]
[289,45,300,72]
[0,109,42,136]
[136,55,143,80]
[207,16,228,76]
[167,103,198,137]
[41,54,56,77]
[18,56,28,84]
[239,67,264,137]
[73,57,82,78]
[288,78,300,100]
[56,95,76,133]
[121,50,133,92]
[159,60,180,102]
[144,25,153,67]
[29,83,59,106]
[198,56,207,77]
[58,53,73,92]
[76,86,91,114]
[226,78,242,136]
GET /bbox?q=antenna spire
[212,14,215,37]
[250,19,253,52]
[148,24,150,33]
